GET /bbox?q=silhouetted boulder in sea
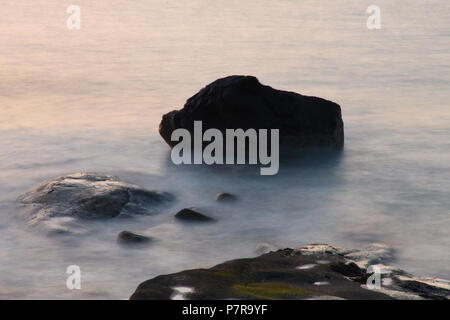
[130,244,450,300]
[18,173,174,226]
[159,75,344,150]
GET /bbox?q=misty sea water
[0,0,449,298]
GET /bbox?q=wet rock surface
[159,75,344,151]
[392,277,450,300]
[18,173,175,226]
[174,208,215,222]
[130,244,450,300]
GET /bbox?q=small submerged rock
[18,173,175,228]
[117,231,152,245]
[214,192,238,202]
[174,208,215,222]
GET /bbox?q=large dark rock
[130,246,390,300]
[159,75,344,150]
[130,244,450,300]
[19,173,175,226]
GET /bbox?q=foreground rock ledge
[18,173,174,226]
[130,244,450,300]
[159,75,344,150]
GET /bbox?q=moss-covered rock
[130,247,392,300]
[130,244,450,300]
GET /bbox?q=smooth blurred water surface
[0,0,449,299]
